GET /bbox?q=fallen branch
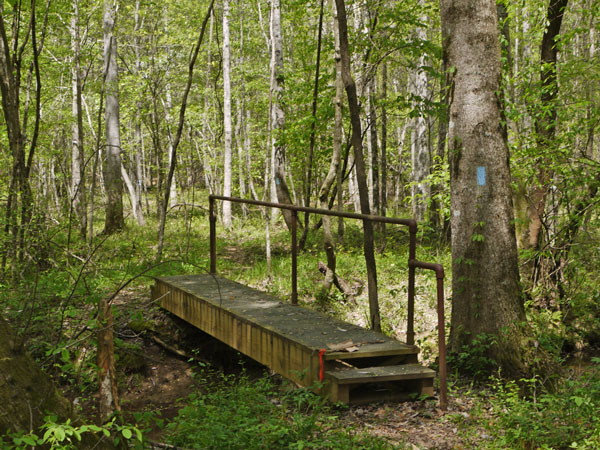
[146,440,191,450]
[151,336,189,359]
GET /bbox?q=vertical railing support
[291,210,298,304]
[407,222,417,346]
[209,195,217,274]
[436,272,447,411]
[409,259,447,411]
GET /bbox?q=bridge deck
[152,274,433,403]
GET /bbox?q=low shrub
[166,371,398,449]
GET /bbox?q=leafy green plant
[166,371,398,449]
[0,415,143,450]
[484,360,600,450]
[449,332,499,379]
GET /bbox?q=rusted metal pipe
[291,210,298,305]
[209,196,216,274]
[409,259,447,411]
[436,275,447,411]
[407,227,417,346]
[209,195,416,228]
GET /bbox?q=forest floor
[106,287,486,450]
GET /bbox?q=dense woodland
[1,0,599,448]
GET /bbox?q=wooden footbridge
[153,196,447,408]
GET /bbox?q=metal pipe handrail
[209,194,417,230]
[409,259,447,410]
[208,194,447,410]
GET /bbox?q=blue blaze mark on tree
[477,166,486,186]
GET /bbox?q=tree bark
[270,0,295,229]
[222,0,233,229]
[299,0,324,249]
[156,0,215,260]
[71,0,87,238]
[441,0,525,376]
[316,0,340,294]
[97,298,120,422]
[332,0,345,239]
[367,78,379,216]
[102,0,125,234]
[525,0,569,251]
[133,0,146,226]
[410,1,431,223]
[334,0,381,331]
[380,62,387,224]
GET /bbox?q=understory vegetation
[165,371,394,450]
[0,207,599,449]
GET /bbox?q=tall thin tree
[270,0,295,229]
[156,0,216,260]
[222,0,233,228]
[102,0,125,234]
[334,0,381,331]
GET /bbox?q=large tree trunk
[102,0,125,234]
[441,0,525,376]
[97,298,120,422]
[334,0,381,332]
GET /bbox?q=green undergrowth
[165,369,400,450]
[450,359,600,450]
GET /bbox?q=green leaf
[56,428,66,442]
[22,436,38,446]
[122,428,133,439]
[43,429,53,442]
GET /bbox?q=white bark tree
[410,0,431,222]
[222,0,233,228]
[71,0,87,238]
[270,0,295,229]
[102,0,124,234]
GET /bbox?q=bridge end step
[325,364,435,404]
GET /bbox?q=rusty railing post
[209,195,216,274]
[407,222,417,346]
[436,272,447,411]
[291,210,298,304]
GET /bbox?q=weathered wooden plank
[155,275,417,355]
[326,364,435,385]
